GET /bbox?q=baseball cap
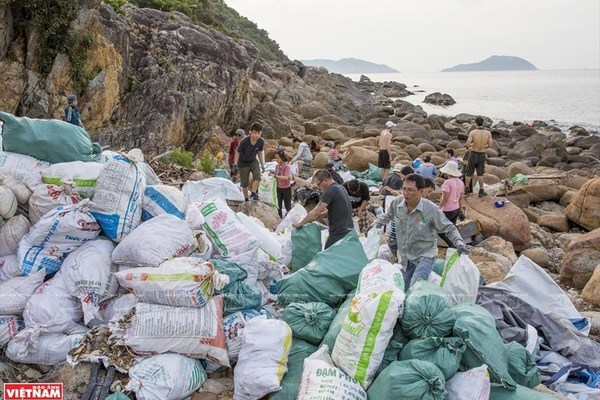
[67,95,77,103]
[385,121,396,128]
[234,129,246,137]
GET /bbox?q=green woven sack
[505,342,541,388]
[453,314,517,390]
[210,258,262,315]
[401,280,456,339]
[291,222,322,271]
[489,384,556,400]
[363,163,382,182]
[277,231,368,307]
[400,337,466,380]
[374,324,409,378]
[0,111,100,163]
[367,360,447,400]
[320,292,354,351]
[283,302,335,345]
[269,339,317,400]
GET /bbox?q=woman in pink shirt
[439,161,465,224]
[274,151,293,218]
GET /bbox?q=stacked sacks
[28,180,81,225]
[401,281,456,339]
[283,302,335,345]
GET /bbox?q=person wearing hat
[378,121,395,181]
[229,128,245,182]
[439,160,466,224]
[64,94,84,128]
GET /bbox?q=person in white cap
[438,160,466,245]
[378,121,395,181]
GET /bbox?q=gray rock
[423,92,456,106]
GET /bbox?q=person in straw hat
[439,160,466,225]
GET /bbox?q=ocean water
[346,70,600,134]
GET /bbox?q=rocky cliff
[0,1,374,154]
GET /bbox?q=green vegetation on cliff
[110,0,288,62]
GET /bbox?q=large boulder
[582,264,600,307]
[313,151,330,169]
[565,177,600,231]
[343,146,378,172]
[520,247,551,269]
[392,121,431,141]
[321,128,346,141]
[560,228,600,289]
[464,196,531,248]
[537,214,570,232]
[477,236,517,264]
[470,247,513,283]
[507,162,534,177]
[238,200,281,231]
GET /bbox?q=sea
[345,70,600,134]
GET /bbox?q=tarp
[477,286,600,369]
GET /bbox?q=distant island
[300,58,399,74]
[441,55,538,72]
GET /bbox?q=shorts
[465,151,486,177]
[239,159,261,187]
[378,149,391,169]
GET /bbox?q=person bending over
[293,169,353,249]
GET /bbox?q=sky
[224,0,600,73]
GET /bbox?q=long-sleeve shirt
[374,197,465,265]
[291,142,313,162]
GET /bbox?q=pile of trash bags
[1,113,599,400]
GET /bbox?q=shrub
[165,148,194,168]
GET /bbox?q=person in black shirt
[293,169,353,249]
[234,122,265,201]
[343,179,370,234]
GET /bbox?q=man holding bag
[371,173,468,290]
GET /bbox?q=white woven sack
[5,331,85,366]
[126,354,207,400]
[141,184,187,221]
[233,316,292,400]
[23,275,85,335]
[111,214,197,267]
[187,199,257,257]
[0,151,49,190]
[0,215,30,257]
[182,178,244,203]
[90,150,146,242]
[98,294,138,324]
[111,297,229,366]
[56,239,118,324]
[114,258,229,308]
[41,161,103,198]
[17,199,101,276]
[0,186,17,220]
[28,181,81,225]
[0,254,20,281]
[297,345,367,400]
[0,315,23,347]
[0,171,32,204]
[0,269,45,315]
[332,259,406,388]
[445,365,491,400]
[258,176,277,206]
[236,213,282,260]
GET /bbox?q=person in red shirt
[229,129,245,182]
